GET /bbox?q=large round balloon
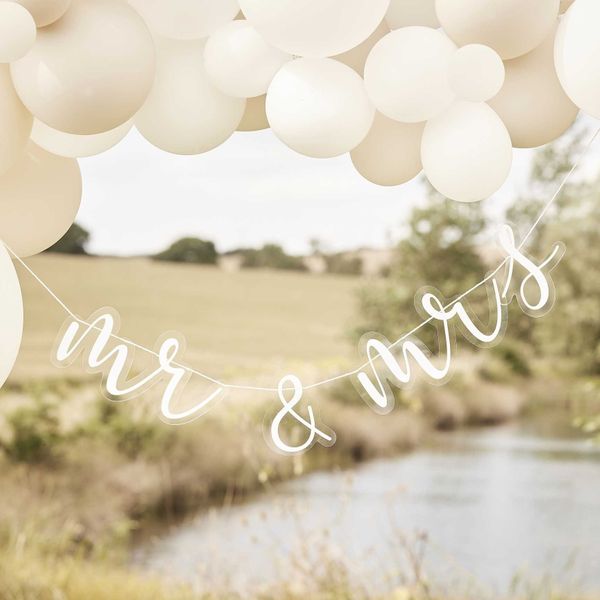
[0,142,82,257]
[555,0,600,120]
[364,27,456,123]
[0,1,36,63]
[386,0,438,29]
[31,119,133,158]
[0,240,23,388]
[238,0,390,58]
[490,24,577,148]
[13,0,71,27]
[136,38,246,155]
[204,20,290,98]
[334,19,389,76]
[436,0,559,60]
[266,58,374,158]
[351,112,424,186]
[128,0,239,41]
[421,101,512,203]
[237,95,269,131]
[10,0,155,135]
[0,65,32,176]
[449,44,505,103]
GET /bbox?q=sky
[77,118,600,257]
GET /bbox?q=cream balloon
[237,95,269,131]
[351,112,424,186]
[449,44,505,103]
[421,101,512,203]
[436,0,559,60]
[266,58,374,158]
[204,20,290,98]
[238,0,390,58]
[0,142,81,257]
[490,24,578,148]
[334,19,389,77]
[128,0,239,41]
[364,27,456,123]
[136,38,245,155]
[0,2,36,63]
[12,0,71,27]
[10,0,155,135]
[31,119,132,158]
[386,0,438,29]
[0,240,23,388]
[0,65,32,176]
[555,0,600,120]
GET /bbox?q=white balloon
[490,24,577,148]
[136,38,246,155]
[12,0,71,27]
[128,0,240,41]
[0,240,23,388]
[266,58,374,158]
[238,0,390,58]
[334,19,389,76]
[555,0,600,119]
[421,101,512,203]
[449,44,504,103]
[386,0,438,29]
[436,0,559,60]
[0,2,36,63]
[237,94,269,131]
[364,27,456,123]
[351,112,424,186]
[204,20,290,98]
[31,119,133,158]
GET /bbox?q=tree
[46,223,90,255]
[240,243,306,271]
[154,237,217,265]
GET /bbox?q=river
[133,415,600,596]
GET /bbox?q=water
[134,417,600,595]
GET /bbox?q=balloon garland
[0,0,599,398]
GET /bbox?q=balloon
[421,101,512,203]
[560,0,575,13]
[0,65,32,176]
[31,119,133,158]
[386,0,438,29]
[334,19,389,76]
[204,20,290,98]
[351,112,424,186]
[13,0,71,27]
[0,2,36,63]
[490,24,577,148]
[136,38,246,155]
[266,58,374,158]
[449,44,505,103]
[238,0,390,58]
[128,0,239,41]
[555,0,600,120]
[0,142,82,257]
[0,240,23,389]
[364,27,456,123]
[436,0,559,60]
[237,95,269,131]
[11,0,155,135]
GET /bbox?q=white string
[8,127,600,393]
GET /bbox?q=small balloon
[11,0,155,135]
[239,0,390,58]
[386,0,438,29]
[0,65,32,176]
[334,19,389,77]
[13,0,71,27]
[0,142,82,257]
[421,101,512,203]
[237,95,269,131]
[0,2,36,63]
[136,38,246,155]
[266,58,374,158]
[364,27,456,123]
[449,44,505,103]
[436,0,559,60]
[351,112,424,186]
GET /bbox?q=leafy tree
[240,243,306,271]
[46,223,90,255]
[154,237,217,265]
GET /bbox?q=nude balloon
[351,112,424,186]
[135,38,246,155]
[385,0,438,29]
[13,0,71,27]
[237,95,269,131]
[0,142,82,257]
[436,0,559,60]
[0,2,36,63]
[490,24,578,148]
[334,19,389,77]
[10,0,155,135]
[0,65,32,176]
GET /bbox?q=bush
[154,237,217,265]
[239,243,306,271]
